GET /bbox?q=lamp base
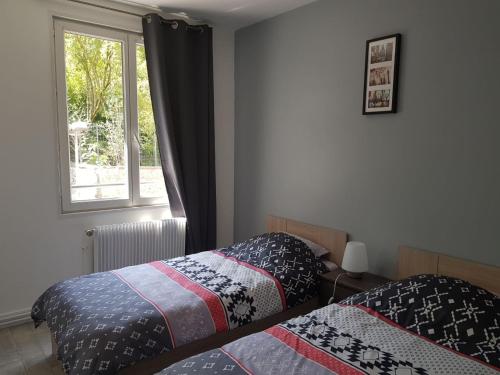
[345,271,364,279]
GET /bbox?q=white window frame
[54,18,167,213]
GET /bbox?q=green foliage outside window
[65,33,159,167]
[136,45,159,167]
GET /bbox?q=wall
[0,0,234,324]
[234,0,500,277]
[213,25,235,248]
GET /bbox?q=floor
[0,323,63,375]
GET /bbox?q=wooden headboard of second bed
[267,215,348,266]
[399,246,500,295]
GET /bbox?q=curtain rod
[67,0,206,24]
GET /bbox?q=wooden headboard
[398,246,500,295]
[267,215,348,266]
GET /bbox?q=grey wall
[234,0,500,277]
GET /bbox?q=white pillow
[284,232,330,258]
[322,259,338,272]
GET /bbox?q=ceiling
[119,0,317,28]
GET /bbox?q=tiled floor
[0,323,64,375]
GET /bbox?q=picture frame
[362,33,401,115]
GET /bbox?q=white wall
[0,0,234,325]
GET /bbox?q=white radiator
[93,219,186,272]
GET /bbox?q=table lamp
[342,241,368,278]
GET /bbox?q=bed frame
[51,215,347,374]
[398,245,500,295]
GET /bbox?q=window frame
[54,18,167,213]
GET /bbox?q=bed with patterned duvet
[160,274,500,374]
[31,232,328,374]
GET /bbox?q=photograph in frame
[363,34,401,114]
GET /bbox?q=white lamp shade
[342,241,368,273]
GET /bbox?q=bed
[31,215,347,374]
[160,246,500,374]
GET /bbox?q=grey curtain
[142,14,216,254]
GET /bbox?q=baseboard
[0,308,32,328]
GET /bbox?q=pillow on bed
[284,232,330,258]
[342,274,500,367]
[321,259,338,271]
[221,232,328,308]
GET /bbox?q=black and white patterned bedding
[221,232,327,307]
[31,232,326,374]
[161,274,500,374]
[343,274,500,367]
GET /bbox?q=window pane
[136,44,167,200]
[64,32,128,202]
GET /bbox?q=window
[54,19,167,212]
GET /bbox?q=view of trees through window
[64,31,166,202]
[136,44,165,199]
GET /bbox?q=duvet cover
[162,274,500,374]
[31,232,327,374]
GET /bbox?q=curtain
[142,14,216,254]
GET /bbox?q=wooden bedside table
[319,268,390,305]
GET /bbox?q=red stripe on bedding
[267,326,362,375]
[111,270,177,347]
[340,304,500,372]
[150,261,229,333]
[212,251,287,311]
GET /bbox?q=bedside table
[319,269,390,305]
